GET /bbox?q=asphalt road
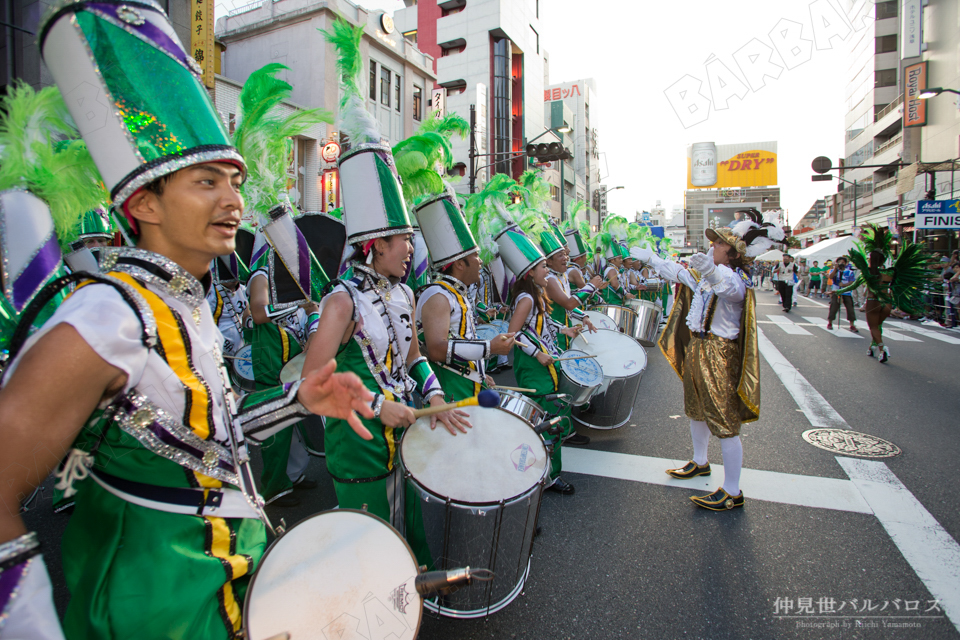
[22,289,960,639]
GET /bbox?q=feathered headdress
[465,174,519,264]
[0,82,106,246]
[233,63,333,224]
[708,208,785,262]
[393,113,468,207]
[321,19,380,146]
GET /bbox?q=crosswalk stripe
[852,320,920,342]
[802,316,865,338]
[886,321,960,345]
[765,314,813,335]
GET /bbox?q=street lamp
[918,87,960,99]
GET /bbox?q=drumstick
[412,389,500,418]
[492,385,537,393]
[222,355,251,362]
[553,354,598,362]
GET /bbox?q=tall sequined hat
[78,207,114,242]
[39,0,246,233]
[413,193,477,269]
[496,228,544,280]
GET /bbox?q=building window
[875,34,897,54]
[381,67,391,107]
[875,0,897,20]
[395,74,401,113]
[551,184,560,202]
[875,68,897,88]
[413,85,423,121]
[369,61,377,100]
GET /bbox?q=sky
[215,0,856,226]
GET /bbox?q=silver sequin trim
[115,392,239,486]
[0,532,38,565]
[102,247,206,310]
[266,250,309,310]
[347,225,415,247]
[340,280,409,399]
[116,5,144,25]
[79,272,159,349]
[112,148,246,209]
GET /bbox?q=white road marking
[563,448,871,514]
[838,457,960,632]
[765,314,813,335]
[756,327,850,429]
[802,316,865,339]
[797,294,830,308]
[853,320,920,342]
[886,321,960,345]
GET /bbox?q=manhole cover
[801,429,902,458]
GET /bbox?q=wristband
[306,312,320,336]
[371,394,385,419]
[0,532,40,572]
[445,338,490,365]
[408,357,443,401]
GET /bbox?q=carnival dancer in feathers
[633,208,782,510]
[837,224,933,363]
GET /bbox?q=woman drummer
[498,227,582,495]
[632,209,782,510]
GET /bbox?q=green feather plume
[889,241,936,315]
[416,111,470,139]
[233,63,333,223]
[0,82,107,246]
[320,19,381,146]
[465,174,519,263]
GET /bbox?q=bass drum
[401,405,547,618]
[624,298,662,347]
[569,329,647,429]
[578,309,618,333]
[244,509,422,640]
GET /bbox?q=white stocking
[690,420,710,466]
[720,436,743,496]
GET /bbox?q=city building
[665,204,687,254]
[793,199,828,235]
[683,187,782,253]
[393,0,546,189]
[215,0,436,213]
[544,78,603,228]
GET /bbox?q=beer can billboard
[686,141,778,190]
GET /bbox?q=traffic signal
[526,142,572,163]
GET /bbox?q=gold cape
[658,277,761,425]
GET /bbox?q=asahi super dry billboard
[686,141,778,190]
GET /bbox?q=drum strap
[89,468,261,519]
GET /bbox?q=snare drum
[244,509,422,640]
[231,344,256,392]
[278,352,307,385]
[490,319,510,334]
[570,329,647,429]
[400,405,547,618]
[475,324,500,342]
[579,309,618,332]
[557,349,603,406]
[589,304,640,340]
[497,389,545,426]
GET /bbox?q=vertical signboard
[191,0,215,89]
[431,88,445,120]
[901,0,922,59]
[904,62,927,128]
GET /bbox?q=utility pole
[468,104,476,194]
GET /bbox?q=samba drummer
[631,209,783,510]
[595,216,636,305]
[415,193,516,401]
[306,20,469,568]
[562,219,604,300]
[207,255,250,357]
[495,221,583,495]
[0,13,374,637]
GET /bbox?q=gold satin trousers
[683,333,742,438]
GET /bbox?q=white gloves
[688,248,715,278]
[630,247,653,264]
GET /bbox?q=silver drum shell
[497,389,546,425]
[624,298,663,347]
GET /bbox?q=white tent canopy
[794,236,855,263]
[755,249,785,261]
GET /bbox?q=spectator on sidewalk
[809,260,824,298]
[797,258,811,295]
[773,254,797,312]
[943,252,959,328]
[827,256,858,332]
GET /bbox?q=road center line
[837,457,960,632]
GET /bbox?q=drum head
[560,350,604,386]
[401,406,547,505]
[490,319,509,333]
[582,309,618,332]
[571,329,647,378]
[475,324,499,341]
[279,352,307,385]
[245,509,421,640]
[232,344,254,382]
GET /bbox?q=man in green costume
[0,4,374,637]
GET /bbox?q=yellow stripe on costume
[438,281,468,337]
[212,289,224,325]
[206,516,249,634]
[279,326,291,364]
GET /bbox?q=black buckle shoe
[666,461,711,479]
[547,477,575,495]
[690,488,743,511]
[563,433,591,446]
